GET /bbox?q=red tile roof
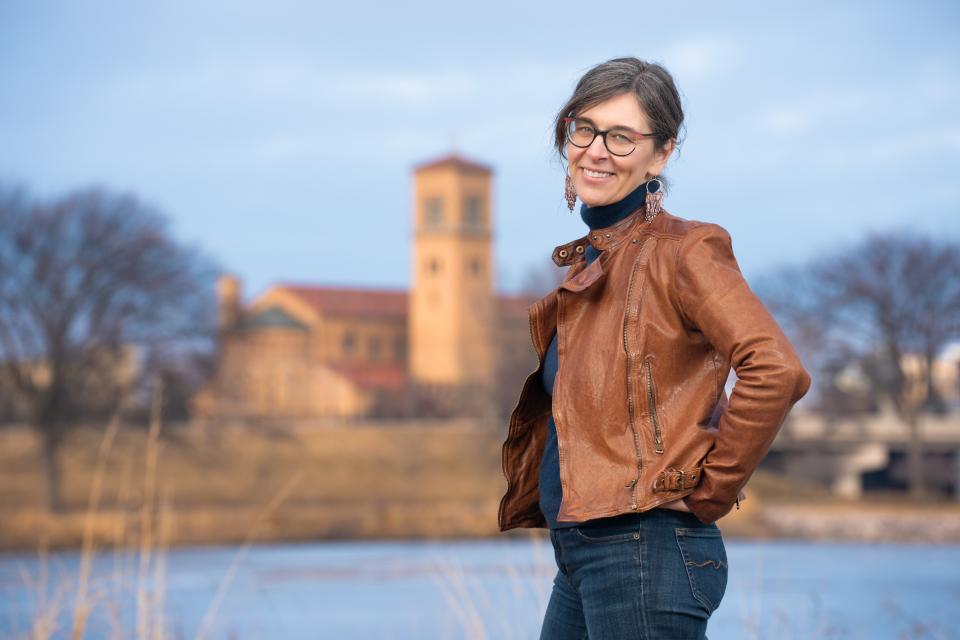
[280,284,408,320]
[328,362,408,391]
[413,153,493,174]
[278,283,532,321]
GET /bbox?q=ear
[650,138,676,175]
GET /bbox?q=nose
[585,131,610,161]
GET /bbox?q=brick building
[192,154,535,420]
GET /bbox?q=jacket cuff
[682,491,723,525]
[683,484,747,525]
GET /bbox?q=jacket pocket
[644,356,665,453]
[674,526,728,614]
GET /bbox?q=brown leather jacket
[498,207,812,530]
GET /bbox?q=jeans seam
[554,530,578,590]
[635,535,651,639]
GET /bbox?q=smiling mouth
[582,167,614,179]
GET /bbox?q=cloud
[761,108,813,134]
[862,125,960,158]
[756,87,879,136]
[756,78,960,143]
[663,36,741,79]
[335,71,478,105]
[104,54,486,112]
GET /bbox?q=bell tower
[409,154,496,405]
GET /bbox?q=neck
[579,180,650,231]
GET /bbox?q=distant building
[0,345,139,423]
[192,154,535,421]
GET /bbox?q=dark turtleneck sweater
[538,179,650,529]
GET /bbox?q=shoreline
[4,499,960,552]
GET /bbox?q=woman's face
[566,92,675,207]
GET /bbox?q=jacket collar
[552,206,651,267]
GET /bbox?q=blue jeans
[540,508,728,639]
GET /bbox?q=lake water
[2,537,958,639]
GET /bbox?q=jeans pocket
[573,522,641,544]
[674,526,728,614]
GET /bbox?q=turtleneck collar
[579,179,650,231]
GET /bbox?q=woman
[498,57,812,639]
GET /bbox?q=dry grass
[3,416,958,638]
[6,408,305,640]
[5,418,956,550]
[0,420,507,550]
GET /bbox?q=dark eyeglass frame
[563,117,658,157]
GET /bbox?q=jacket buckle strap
[653,468,700,492]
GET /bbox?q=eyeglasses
[563,117,657,157]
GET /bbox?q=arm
[675,223,812,524]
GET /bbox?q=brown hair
[553,57,685,189]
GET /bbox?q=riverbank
[2,424,957,550]
[759,502,960,543]
[7,498,959,550]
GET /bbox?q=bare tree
[485,258,569,421]
[758,229,960,497]
[520,256,568,298]
[0,185,218,511]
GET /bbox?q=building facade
[193,154,535,421]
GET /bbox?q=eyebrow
[575,116,643,134]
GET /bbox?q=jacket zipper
[644,358,664,453]
[622,240,647,510]
[554,261,590,520]
[554,291,574,519]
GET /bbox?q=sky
[1,0,958,301]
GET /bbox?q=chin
[581,194,614,207]
[577,184,621,208]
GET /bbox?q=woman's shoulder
[652,210,732,242]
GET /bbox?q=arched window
[425,197,443,227]
[342,330,356,355]
[464,196,483,228]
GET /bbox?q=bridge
[768,408,960,499]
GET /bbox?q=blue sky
[2,1,958,300]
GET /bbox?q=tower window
[427,257,441,274]
[468,257,482,275]
[342,330,356,354]
[464,196,483,228]
[368,336,381,361]
[425,197,444,226]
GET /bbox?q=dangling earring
[564,174,577,212]
[644,177,664,223]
